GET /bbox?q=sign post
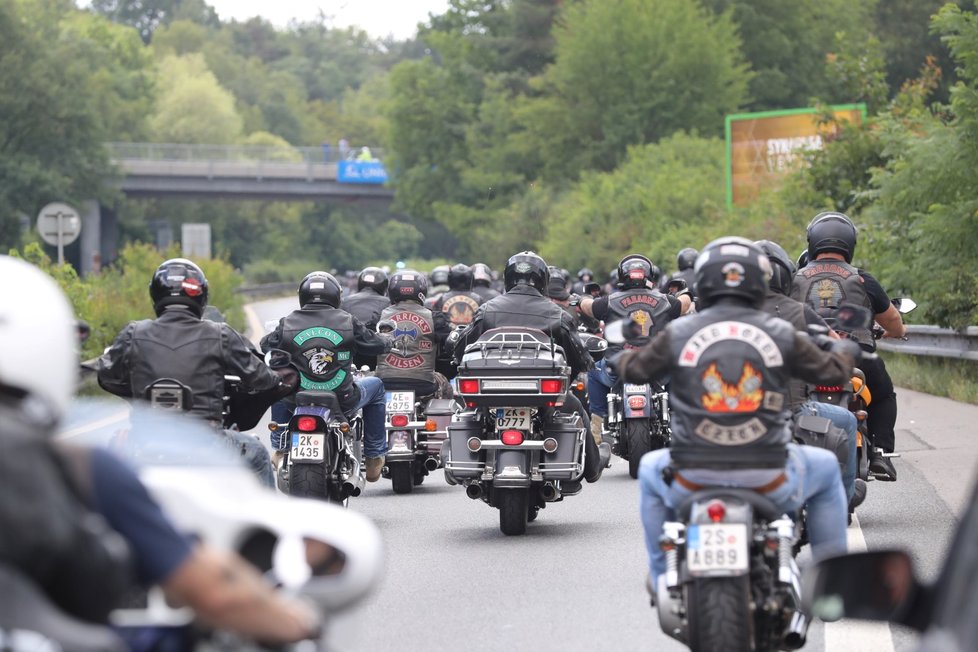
[36,202,82,265]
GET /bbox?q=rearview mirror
[264,348,292,369]
[891,297,917,314]
[603,319,641,345]
[803,550,921,628]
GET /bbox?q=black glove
[830,338,862,361]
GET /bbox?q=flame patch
[701,362,764,413]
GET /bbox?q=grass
[880,351,978,405]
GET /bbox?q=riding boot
[590,414,604,447]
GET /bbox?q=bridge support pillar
[79,201,118,275]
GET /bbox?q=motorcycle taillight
[501,430,524,446]
[706,500,726,523]
[541,379,563,394]
[815,385,843,393]
[390,414,409,427]
[459,379,480,394]
[627,395,647,410]
[296,416,318,432]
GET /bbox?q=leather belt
[673,471,787,495]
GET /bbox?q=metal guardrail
[876,325,978,361]
[106,142,386,164]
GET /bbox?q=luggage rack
[461,329,566,371]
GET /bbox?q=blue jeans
[587,358,617,418]
[225,429,274,488]
[638,443,847,584]
[269,377,388,459]
[797,400,858,502]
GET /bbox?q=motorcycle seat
[677,487,784,522]
[295,390,344,417]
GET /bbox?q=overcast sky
[205,0,451,39]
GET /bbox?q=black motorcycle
[442,327,587,535]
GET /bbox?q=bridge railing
[106,142,386,165]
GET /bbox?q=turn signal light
[855,410,868,422]
[296,416,318,432]
[459,379,480,394]
[575,381,585,391]
[542,437,558,453]
[339,422,350,433]
[467,437,482,452]
[390,414,409,428]
[425,419,438,432]
[501,430,524,446]
[541,379,563,394]
[815,385,843,393]
[627,395,647,410]
[267,422,279,431]
[706,500,727,523]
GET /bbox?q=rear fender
[492,449,530,488]
[622,384,653,418]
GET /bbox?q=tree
[90,0,218,43]
[150,54,242,143]
[535,0,752,175]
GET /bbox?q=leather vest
[791,260,873,347]
[375,302,437,383]
[473,285,500,303]
[666,305,796,470]
[604,288,674,355]
[280,307,356,395]
[761,291,808,412]
[437,290,483,326]
[340,290,390,330]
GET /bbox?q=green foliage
[880,351,978,405]
[10,241,243,357]
[150,54,243,143]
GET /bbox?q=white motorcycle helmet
[0,256,78,424]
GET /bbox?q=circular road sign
[36,202,81,247]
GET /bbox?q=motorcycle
[265,349,366,505]
[442,327,587,536]
[382,390,456,494]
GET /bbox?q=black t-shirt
[591,294,682,321]
[858,270,892,314]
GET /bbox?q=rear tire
[288,463,327,499]
[686,576,753,652]
[390,462,414,494]
[497,489,529,536]
[626,419,652,479]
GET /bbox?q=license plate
[496,408,531,430]
[624,383,648,394]
[385,391,415,416]
[291,433,325,461]
[686,524,749,575]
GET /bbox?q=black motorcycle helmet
[472,263,493,287]
[577,267,593,282]
[298,271,342,308]
[797,249,810,269]
[503,251,549,293]
[388,270,428,304]
[357,266,389,294]
[547,265,571,300]
[754,240,796,296]
[677,247,699,271]
[447,263,474,291]
[430,265,450,287]
[807,211,857,263]
[150,258,209,317]
[617,254,659,289]
[695,237,772,309]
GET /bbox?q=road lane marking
[822,514,896,651]
[58,408,130,440]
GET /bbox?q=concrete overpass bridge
[76,143,395,273]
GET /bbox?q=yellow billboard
[725,104,866,207]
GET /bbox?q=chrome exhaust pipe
[465,483,483,500]
[424,456,439,472]
[782,611,809,650]
[540,482,558,501]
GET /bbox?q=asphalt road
[246,296,978,652]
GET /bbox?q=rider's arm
[786,332,857,387]
[222,326,282,393]
[351,317,391,356]
[96,322,136,398]
[432,310,452,347]
[613,329,673,384]
[577,296,609,320]
[259,319,284,352]
[860,271,906,339]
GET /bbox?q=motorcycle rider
[375,270,452,399]
[427,265,451,305]
[430,263,484,327]
[572,267,595,295]
[471,263,501,302]
[1,256,322,647]
[97,258,291,486]
[661,247,698,296]
[610,237,854,589]
[576,255,691,445]
[454,251,611,491]
[341,267,391,370]
[791,212,906,481]
[262,271,393,482]
[755,240,864,510]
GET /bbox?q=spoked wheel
[625,419,652,479]
[497,488,529,536]
[686,576,753,652]
[390,462,414,494]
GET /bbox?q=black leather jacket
[454,285,593,377]
[97,306,284,424]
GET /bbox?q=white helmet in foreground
[0,256,77,423]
